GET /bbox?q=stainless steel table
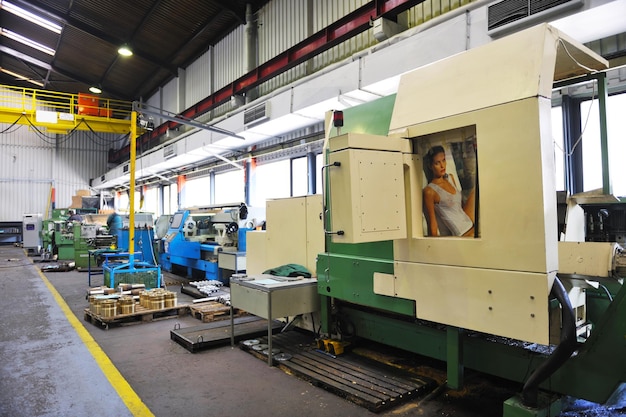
[230,275,319,365]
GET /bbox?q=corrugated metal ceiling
[0,0,270,101]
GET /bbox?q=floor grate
[240,330,435,413]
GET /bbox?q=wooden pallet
[241,331,435,413]
[189,301,245,323]
[83,304,190,329]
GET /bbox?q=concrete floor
[1,244,624,417]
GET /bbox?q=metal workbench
[229,275,319,365]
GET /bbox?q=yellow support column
[129,111,137,260]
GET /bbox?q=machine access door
[327,133,407,244]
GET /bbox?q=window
[117,190,141,214]
[141,187,159,215]
[580,93,626,196]
[607,93,626,197]
[215,169,244,204]
[580,99,602,192]
[252,160,290,206]
[163,183,178,214]
[184,176,211,207]
[316,153,323,195]
[291,156,308,197]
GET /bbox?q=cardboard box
[70,196,83,208]
[75,189,91,197]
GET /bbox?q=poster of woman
[418,127,478,237]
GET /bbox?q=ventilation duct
[163,143,177,159]
[243,102,270,127]
[488,0,583,36]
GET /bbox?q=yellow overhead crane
[0,83,146,262]
[0,84,132,135]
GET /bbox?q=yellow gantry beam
[0,84,133,135]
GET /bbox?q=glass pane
[215,170,244,204]
[163,184,178,214]
[580,93,626,196]
[118,192,129,213]
[608,93,626,197]
[118,191,142,213]
[184,176,211,207]
[580,99,602,192]
[292,157,308,197]
[252,160,290,206]
[142,187,159,215]
[316,153,323,194]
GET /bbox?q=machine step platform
[170,316,283,353]
[240,330,435,413]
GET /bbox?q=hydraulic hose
[522,276,576,407]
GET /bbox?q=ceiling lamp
[1,1,62,34]
[118,44,133,57]
[89,86,102,94]
[1,28,55,55]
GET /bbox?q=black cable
[522,277,577,407]
[82,119,130,147]
[0,114,26,134]
[23,115,73,145]
[310,312,318,338]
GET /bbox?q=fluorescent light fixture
[89,86,102,94]
[1,1,62,34]
[1,28,55,55]
[0,67,44,87]
[118,45,133,57]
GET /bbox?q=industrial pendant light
[118,44,133,57]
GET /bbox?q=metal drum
[100,299,117,317]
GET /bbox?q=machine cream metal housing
[326,23,608,345]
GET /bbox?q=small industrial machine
[160,203,263,282]
[22,213,42,253]
[41,209,74,259]
[73,223,117,269]
[312,24,625,416]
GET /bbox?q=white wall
[0,124,113,220]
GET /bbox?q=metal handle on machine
[325,230,344,235]
[321,161,344,237]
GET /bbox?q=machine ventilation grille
[487,0,582,34]
[164,143,177,159]
[243,102,270,127]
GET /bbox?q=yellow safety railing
[0,84,133,134]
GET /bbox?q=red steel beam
[111,0,422,163]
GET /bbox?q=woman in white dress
[423,145,475,237]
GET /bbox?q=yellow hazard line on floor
[35,267,154,417]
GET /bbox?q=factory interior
[1,1,626,416]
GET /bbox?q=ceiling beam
[0,46,52,71]
[0,45,129,98]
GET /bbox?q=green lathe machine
[316,24,625,416]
